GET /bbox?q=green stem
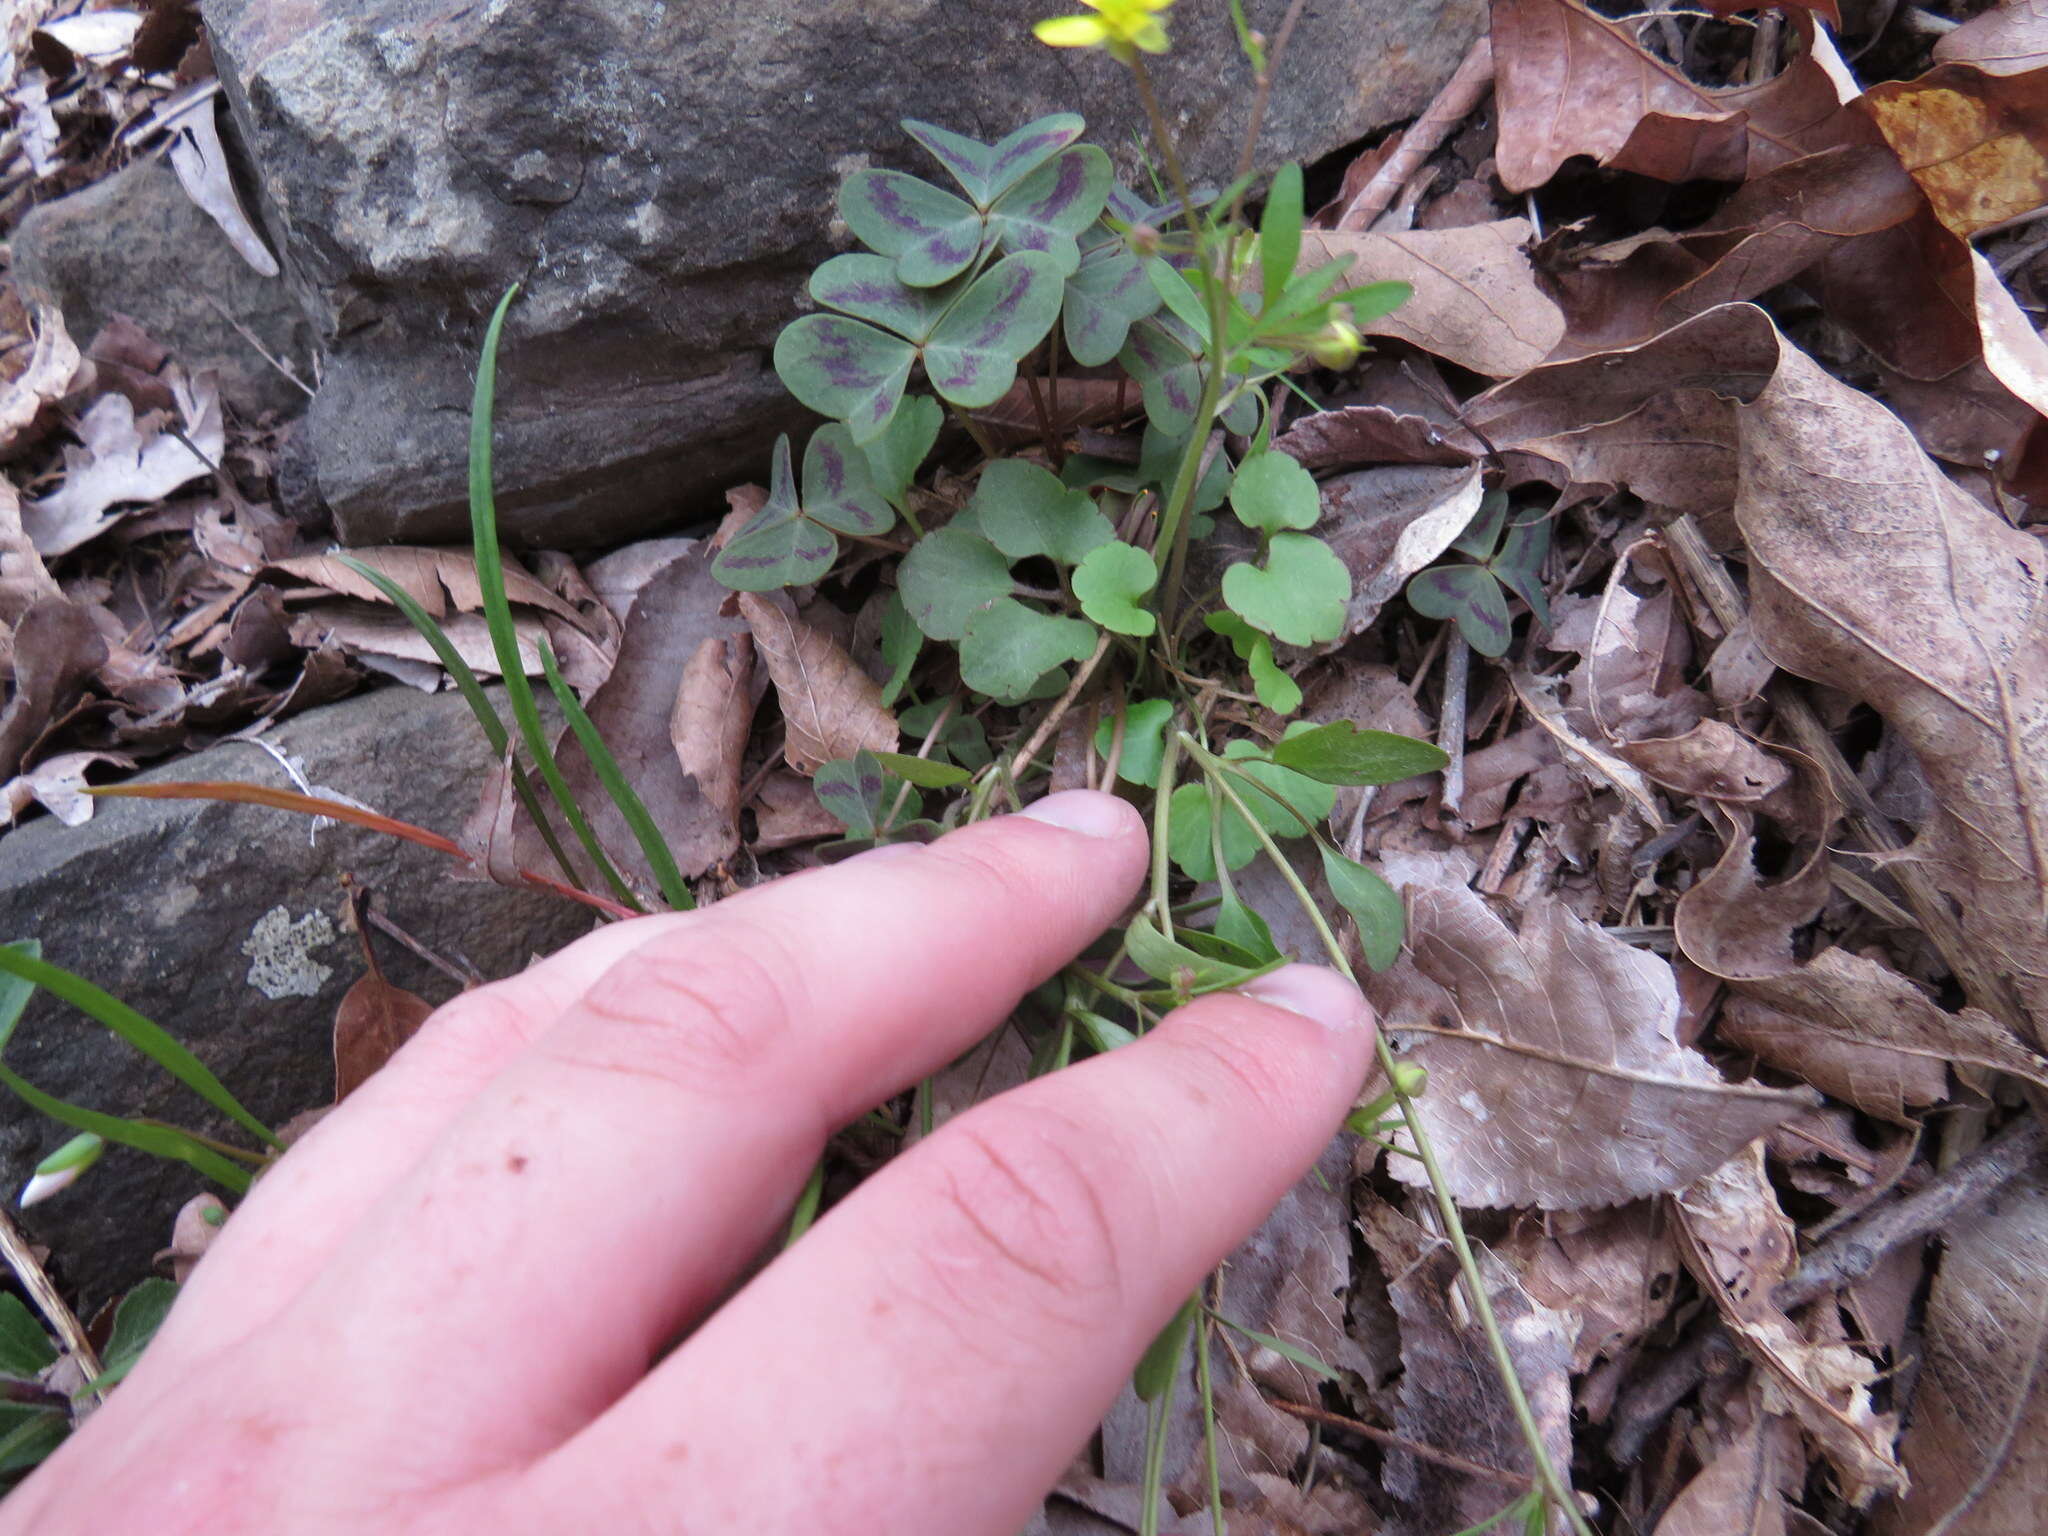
[1179,736,1591,1536]
[1149,727,1184,942]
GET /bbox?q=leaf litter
[7,3,2048,1531]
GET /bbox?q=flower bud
[1307,317,1365,370]
[1127,221,1161,257]
[20,1132,104,1207]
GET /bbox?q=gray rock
[12,152,319,418]
[0,684,597,1313]
[199,0,1485,547]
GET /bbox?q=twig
[1608,1113,2048,1463]
[1336,36,1494,231]
[1437,632,1470,822]
[1003,631,1114,793]
[0,1207,100,1380]
[202,294,315,400]
[1228,0,1315,194]
[1266,1398,1529,1488]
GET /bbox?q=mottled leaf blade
[987,145,1112,275]
[773,315,915,443]
[712,436,838,591]
[921,252,1064,409]
[814,751,887,839]
[810,254,950,341]
[1118,315,1202,437]
[801,424,894,537]
[838,170,986,288]
[1063,245,1160,366]
[1407,564,1512,657]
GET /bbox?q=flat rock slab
[199,0,1485,547]
[0,684,596,1313]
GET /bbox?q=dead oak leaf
[736,591,896,773]
[1366,883,1804,1210]
[22,370,223,556]
[1935,0,2048,76]
[269,545,589,631]
[1860,62,2048,238]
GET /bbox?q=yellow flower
[1033,0,1174,60]
[1306,318,1364,370]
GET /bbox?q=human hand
[2,791,1375,1535]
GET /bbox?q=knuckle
[411,985,541,1073]
[562,924,801,1094]
[1157,1015,1304,1127]
[901,1106,1129,1344]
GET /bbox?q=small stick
[1437,632,1470,822]
[0,1208,100,1380]
[1266,1398,1529,1487]
[1003,631,1114,793]
[1336,36,1494,231]
[1608,1113,2048,1463]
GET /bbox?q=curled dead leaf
[736,591,896,773]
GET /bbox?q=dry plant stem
[1180,735,1593,1536]
[1227,0,1316,199]
[0,1206,99,1380]
[1609,1112,2048,1463]
[1003,632,1112,791]
[1437,631,1470,821]
[1266,1399,1528,1487]
[1336,35,1494,231]
[1662,516,2033,1041]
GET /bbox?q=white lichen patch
[242,906,337,1000]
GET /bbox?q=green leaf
[0,942,275,1149]
[1212,888,1280,962]
[772,315,917,443]
[1146,259,1211,335]
[897,525,1013,641]
[1221,740,1338,837]
[1320,847,1405,972]
[1124,913,1265,993]
[1407,563,1512,657]
[1141,424,1232,514]
[711,435,838,591]
[973,459,1114,565]
[903,113,1085,207]
[89,1279,177,1392]
[957,599,1097,700]
[1093,697,1174,787]
[1259,163,1303,310]
[878,592,921,708]
[1165,781,1260,882]
[0,1295,54,1379]
[838,170,987,287]
[1229,449,1321,533]
[1268,721,1449,786]
[0,1059,254,1196]
[899,700,992,770]
[802,424,894,537]
[1071,542,1158,636]
[0,1409,66,1477]
[1490,509,1552,627]
[921,252,1065,409]
[985,145,1112,275]
[1207,1310,1339,1381]
[1118,315,1202,438]
[870,752,971,789]
[1221,533,1351,648]
[1246,636,1301,714]
[861,396,943,511]
[1063,244,1161,367]
[1334,278,1414,325]
[813,751,888,839]
[1451,489,1509,561]
[1135,1293,1199,1402]
[809,253,953,338]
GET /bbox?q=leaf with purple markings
[801,425,893,536]
[839,171,989,288]
[712,436,838,591]
[985,145,1112,275]
[809,254,953,339]
[773,316,916,443]
[1118,314,1204,437]
[903,113,1085,206]
[1491,512,1552,627]
[920,251,1064,409]
[1407,563,1513,657]
[860,395,942,512]
[1063,243,1159,366]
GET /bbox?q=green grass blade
[0,943,276,1150]
[335,554,587,893]
[538,640,693,911]
[465,287,640,913]
[0,1062,253,1195]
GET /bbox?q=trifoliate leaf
[1093,697,1174,787]
[838,169,988,287]
[802,424,893,536]
[1063,243,1160,367]
[712,435,838,591]
[772,315,915,444]
[897,525,1013,640]
[1406,563,1511,657]
[860,395,943,512]
[902,113,1085,207]
[1491,510,1553,627]
[1268,720,1449,786]
[1071,541,1157,636]
[1229,449,1321,533]
[1320,846,1405,972]
[974,459,1114,565]
[1221,533,1350,647]
[957,598,1096,699]
[921,251,1065,409]
[809,253,953,339]
[985,145,1113,275]
[814,751,888,838]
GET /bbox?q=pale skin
[2,789,1375,1535]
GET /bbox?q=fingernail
[1239,964,1370,1035]
[1016,790,1135,839]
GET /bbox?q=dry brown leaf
[1656,1414,1802,1536]
[1732,328,2048,1046]
[0,299,79,454]
[1675,805,1836,982]
[1879,1168,2048,1536]
[269,545,588,629]
[1300,221,1566,377]
[1491,0,1872,192]
[165,1193,230,1285]
[1675,1144,1905,1505]
[750,767,842,851]
[163,90,281,278]
[1271,404,1472,471]
[1617,721,1788,806]
[1319,461,1484,637]
[0,480,60,638]
[0,597,106,782]
[1723,948,2048,1123]
[332,970,434,1101]
[1502,1202,1683,1373]
[1359,1194,1575,1534]
[737,590,896,773]
[0,748,130,828]
[1860,63,2048,238]
[552,547,755,887]
[1935,0,2048,75]
[456,747,524,889]
[1366,881,1803,1210]
[286,605,543,677]
[22,370,223,556]
[1508,670,1666,829]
